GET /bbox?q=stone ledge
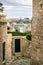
[0,22,7,25]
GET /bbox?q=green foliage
[7,31,31,36]
[0,3,4,12]
[0,3,3,7]
[26,34,32,41]
[15,29,19,32]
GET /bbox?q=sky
[0,0,32,19]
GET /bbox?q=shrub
[7,31,31,36]
[26,34,32,41]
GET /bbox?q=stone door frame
[12,36,23,56]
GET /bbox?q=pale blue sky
[0,0,32,19]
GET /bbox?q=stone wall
[31,0,43,65]
[0,12,7,65]
[5,34,12,60]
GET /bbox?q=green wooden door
[15,39,20,52]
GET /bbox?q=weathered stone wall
[31,0,43,65]
[21,38,29,56]
[0,13,7,65]
[5,34,12,60]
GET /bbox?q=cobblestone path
[6,56,30,65]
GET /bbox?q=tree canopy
[0,3,4,12]
[0,3,3,7]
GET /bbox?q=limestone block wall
[0,13,7,65]
[2,23,7,41]
[5,34,12,60]
[21,38,29,56]
[33,0,42,17]
[0,12,7,23]
[31,0,43,65]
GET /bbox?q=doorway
[15,39,20,52]
[3,42,5,61]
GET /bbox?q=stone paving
[6,56,30,65]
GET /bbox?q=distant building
[7,18,31,32]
